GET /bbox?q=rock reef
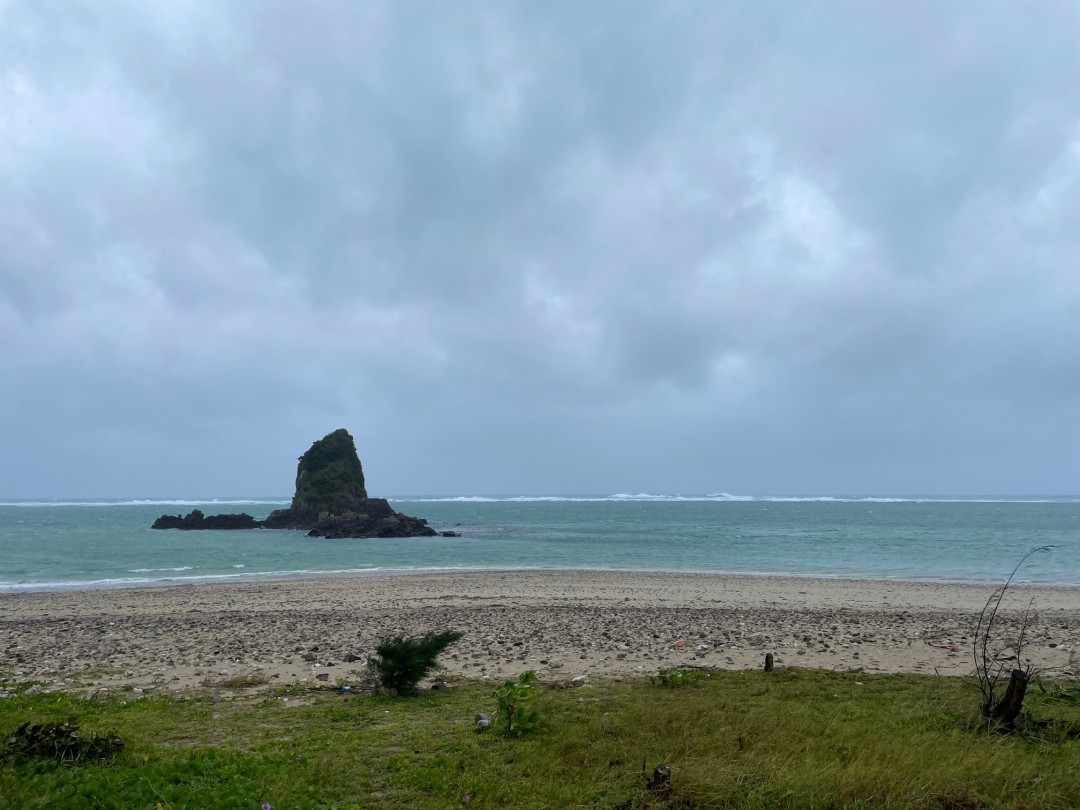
[150,510,260,530]
[152,429,439,538]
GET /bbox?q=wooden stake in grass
[993,669,1030,727]
[764,653,774,672]
[646,763,672,798]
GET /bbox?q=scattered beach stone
[475,712,492,731]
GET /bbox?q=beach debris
[671,640,686,649]
[474,712,492,731]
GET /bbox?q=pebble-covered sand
[2,570,1077,695]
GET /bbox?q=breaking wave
[397,493,1074,504]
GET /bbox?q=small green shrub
[4,720,125,764]
[649,667,704,689]
[1035,678,1080,705]
[494,670,540,736]
[369,631,463,695]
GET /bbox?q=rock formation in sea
[152,428,440,538]
[150,510,260,530]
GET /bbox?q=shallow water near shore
[1,496,1078,590]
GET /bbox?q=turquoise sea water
[0,496,1078,591]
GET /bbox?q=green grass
[200,672,272,690]
[2,670,1079,809]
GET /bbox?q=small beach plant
[649,667,704,689]
[369,631,463,695]
[494,670,539,736]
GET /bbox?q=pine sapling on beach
[369,631,463,695]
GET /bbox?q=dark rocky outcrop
[151,429,440,539]
[151,510,260,530]
[305,498,435,539]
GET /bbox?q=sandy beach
[2,570,1077,695]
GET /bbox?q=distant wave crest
[5,495,1075,508]
[398,493,1075,504]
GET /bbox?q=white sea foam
[128,566,195,573]
[5,495,1074,507]
[0,565,491,592]
[398,493,1076,504]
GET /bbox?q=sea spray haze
[1,497,1077,590]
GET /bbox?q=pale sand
[2,570,1077,694]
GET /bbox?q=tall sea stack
[153,429,439,538]
[289,428,368,523]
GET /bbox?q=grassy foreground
[2,670,1079,809]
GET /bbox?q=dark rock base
[151,510,260,530]
[152,499,440,538]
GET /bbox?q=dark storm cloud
[1,1,1078,497]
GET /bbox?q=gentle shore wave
[5,562,1078,595]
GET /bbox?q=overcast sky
[2,2,1079,498]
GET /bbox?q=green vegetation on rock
[290,428,368,522]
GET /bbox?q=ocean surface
[1,495,1078,591]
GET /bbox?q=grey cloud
[2,1,1079,496]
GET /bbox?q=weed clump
[369,631,463,695]
[4,720,125,764]
[650,668,704,688]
